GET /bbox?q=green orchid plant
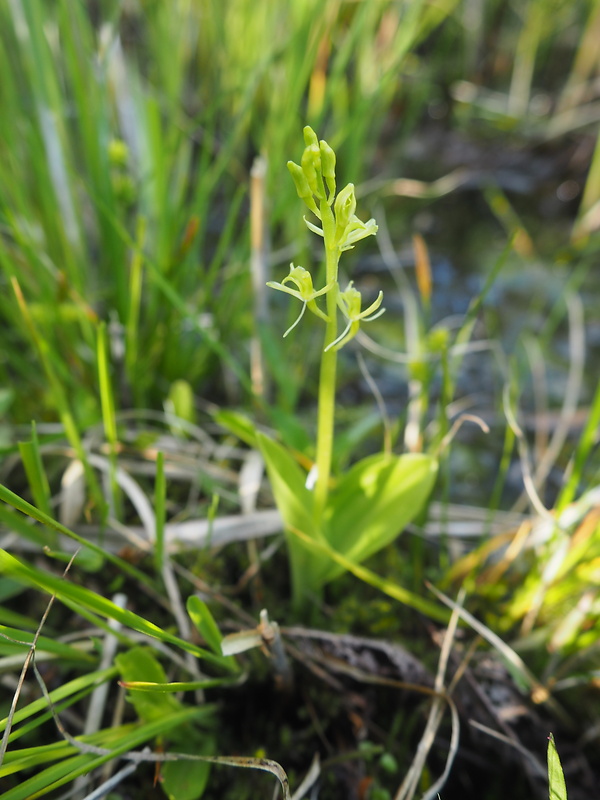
[258,127,438,609]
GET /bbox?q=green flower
[338,215,378,251]
[267,264,333,337]
[325,281,385,351]
[303,184,377,252]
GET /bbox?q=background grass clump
[1,1,600,799]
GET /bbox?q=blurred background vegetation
[0,0,599,798]
[1,0,597,423]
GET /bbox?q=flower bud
[303,126,319,147]
[319,140,336,200]
[319,140,336,179]
[287,161,312,201]
[301,144,326,200]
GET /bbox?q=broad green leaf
[256,433,315,538]
[115,647,182,722]
[256,432,321,600]
[0,578,26,602]
[116,647,215,800]
[548,733,568,800]
[322,453,437,584]
[267,405,312,453]
[332,409,383,468]
[214,410,258,448]
[161,737,214,800]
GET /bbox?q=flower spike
[267,264,333,337]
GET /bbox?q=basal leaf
[322,453,437,584]
[214,410,258,448]
[256,433,315,536]
[256,432,322,600]
[285,524,449,622]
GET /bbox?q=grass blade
[548,733,568,800]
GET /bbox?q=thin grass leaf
[17,422,52,520]
[557,377,600,510]
[0,667,117,738]
[0,624,96,665]
[154,450,166,574]
[0,549,225,667]
[97,320,122,519]
[10,278,105,514]
[1,707,209,800]
[97,322,118,447]
[0,483,152,586]
[120,677,239,693]
[125,216,146,403]
[186,595,226,657]
[0,502,49,549]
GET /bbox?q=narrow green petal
[311,280,335,299]
[358,290,384,319]
[266,281,304,301]
[304,217,325,237]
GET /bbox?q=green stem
[314,200,339,523]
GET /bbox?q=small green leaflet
[547,733,567,800]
